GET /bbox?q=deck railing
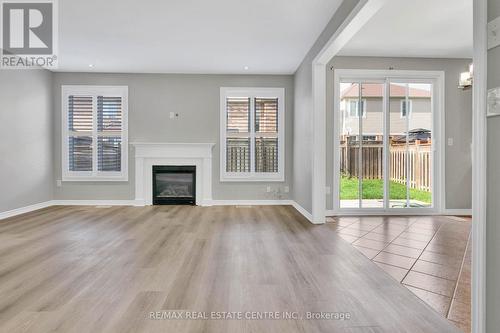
[226,140,278,173]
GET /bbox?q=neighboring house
[340,83,432,137]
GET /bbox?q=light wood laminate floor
[0,205,460,333]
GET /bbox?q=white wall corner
[311,63,327,225]
[310,0,387,224]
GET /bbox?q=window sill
[220,175,285,182]
[62,175,128,182]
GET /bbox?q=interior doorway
[333,70,444,214]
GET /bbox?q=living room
[0,0,498,332]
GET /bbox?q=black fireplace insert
[152,166,196,205]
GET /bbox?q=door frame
[471,0,487,331]
[332,69,445,215]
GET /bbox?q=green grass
[340,177,431,204]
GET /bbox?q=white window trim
[62,85,128,182]
[400,99,413,118]
[220,87,285,182]
[347,98,367,118]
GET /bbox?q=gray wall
[326,56,473,210]
[293,0,360,214]
[486,0,500,330]
[0,70,54,212]
[52,73,294,201]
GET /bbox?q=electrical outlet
[266,186,271,193]
[283,186,289,193]
[169,112,175,119]
[56,180,62,187]
[447,138,454,146]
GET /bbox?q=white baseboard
[0,201,53,220]
[443,209,472,216]
[51,200,141,206]
[207,199,293,206]
[291,201,314,223]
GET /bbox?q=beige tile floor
[327,215,472,332]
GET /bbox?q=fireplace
[152,166,196,205]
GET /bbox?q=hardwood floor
[0,205,460,332]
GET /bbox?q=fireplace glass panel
[155,173,194,198]
[152,165,196,205]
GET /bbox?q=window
[347,99,366,117]
[400,99,412,118]
[62,86,128,181]
[220,87,284,181]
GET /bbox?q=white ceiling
[56,0,342,74]
[339,0,473,59]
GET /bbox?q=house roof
[341,83,431,98]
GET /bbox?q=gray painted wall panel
[326,56,473,210]
[52,73,293,200]
[486,0,500,330]
[0,70,54,212]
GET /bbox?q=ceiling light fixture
[88,64,94,68]
[244,66,249,70]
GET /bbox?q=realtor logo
[1,0,58,69]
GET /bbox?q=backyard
[340,176,432,204]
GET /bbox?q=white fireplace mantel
[131,142,215,206]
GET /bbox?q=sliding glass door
[389,82,433,208]
[339,82,361,208]
[361,83,385,209]
[339,82,386,209]
[336,74,437,212]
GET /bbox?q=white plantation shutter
[69,96,93,132]
[69,136,93,171]
[226,97,250,172]
[98,96,122,132]
[62,86,128,181]
[255,98,278,173]
[97,96,122,172]
[98,137,122,171]
[226,97,249,133]
[220,88,284,181]
[255,98,278,133]
[68,95,94,171]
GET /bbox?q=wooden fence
[390,142,432,191]
[340,140,431,192]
